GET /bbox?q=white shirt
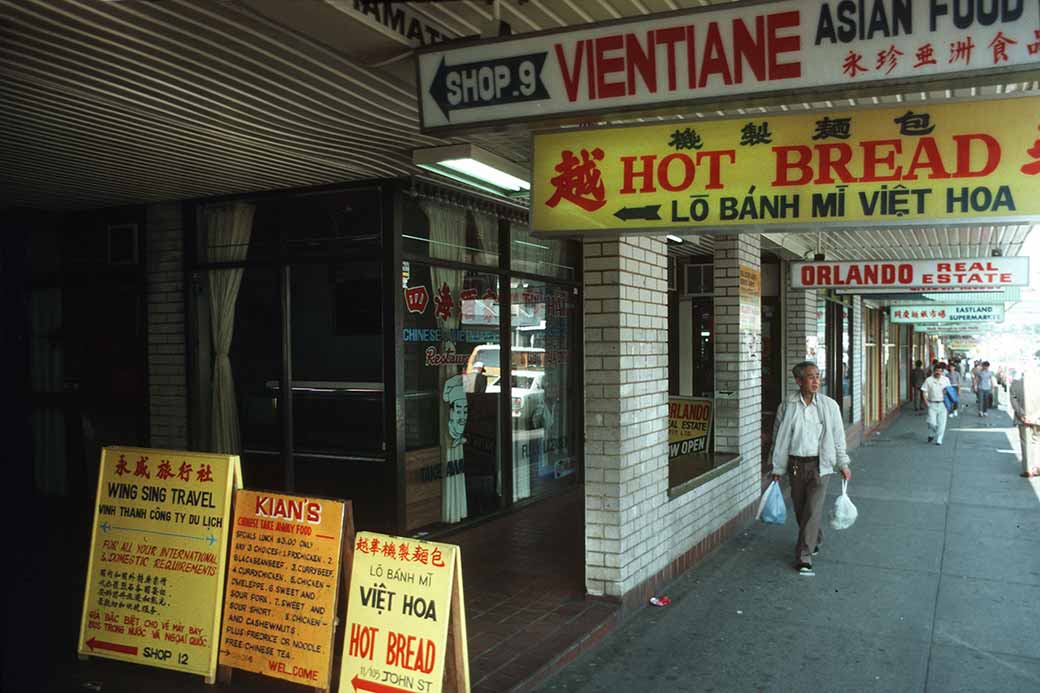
[790,394,823,456]
[921,375,951,403]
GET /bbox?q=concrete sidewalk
[538,400,1040,692]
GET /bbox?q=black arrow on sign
[428,52,549,121]
[614,205,662,221]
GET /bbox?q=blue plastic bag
[757,480,787,525]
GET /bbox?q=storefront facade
[7,0,1038,620]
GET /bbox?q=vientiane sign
[790,257,1028,289]
[418,0,1040,132]
[531,96,1040,235]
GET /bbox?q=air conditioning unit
[684,263,713,296]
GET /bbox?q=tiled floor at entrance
[452,487,620,692]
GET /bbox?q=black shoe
[795,562,815,576]
[927,436,933,443]
[812,545,820,556]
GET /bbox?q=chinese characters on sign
[890,304,1004,324]
[339,532,469,693]
[531,96,1040,234]
[218,491,346,688]
[78,447,236,679]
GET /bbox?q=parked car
[487,370,545,429]
[465,344,545,380]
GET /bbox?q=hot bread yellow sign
[532,95,1040,235]
[339,532,468,693]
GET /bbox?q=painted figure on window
[442,375,469,524]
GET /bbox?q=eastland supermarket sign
[418,0,1040,131]
[530,95,1040,234]
[791,257,1029,289]
[890,303,1005,322]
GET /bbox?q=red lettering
[555,42,584,102]
[656,26,685,91]
[772,145,812,186]
[767,10,801,80]
[904,137,950,180]
[732,16,766,83]
[685,26,697,89]
[818,266,832,284]
[586,38,596,99]
[305,502,321,524]
[881,265,895,284]
[898,264,913,283]
[255,496,271,517]
[936,262,951,272]
[1000,272,1012,283]
[595,35,625,99]
[621,155,657,193]
[801,266,814,286]
[658,153,695,192]
[952,134,1000,177]
[696,150,735,189]
[699,21,732,87]
[860,140,902,182]
[814,143,855,184]
[846,265,862,284]
[626,31,657,95]
[863,265,878,284]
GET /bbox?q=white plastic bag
[756,480,786,525]
[830,479,857,530]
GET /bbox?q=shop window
[666,264,726,495]
[402,198,500,268]
[290,260,384,458]
[510,280,579,501]
[402,257,502,531]
[228,266,284,491]
[510,225,577,281]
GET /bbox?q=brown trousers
[788,458,831,565]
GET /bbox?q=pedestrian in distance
[922,363,951,445]
[972,361,983,412]
[976,361,994,416]
[769,361,852,577]
[1009,365,1040,478]
[946,362,961,418]
[911,360,927,414]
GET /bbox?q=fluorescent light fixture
[413,144,529,196]
[666,234,684,243]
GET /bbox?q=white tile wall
[583,235,762,599]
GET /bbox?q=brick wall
[145,203,189,450]
[783,277,818,400]
[582,235,761,600]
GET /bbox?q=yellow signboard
[339,532,469,693]
[532,95,1040,234]
[78,447,236,679]
[219,491,346,688]
[668,397,713,458]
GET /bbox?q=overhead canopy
[1,0,1036,266]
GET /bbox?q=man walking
[946,362,961,418]
[977,361,994,416]
[770,361,852,577]
[911,360,927,413]
[1009,367,1040,478]
[921,363,951,445]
